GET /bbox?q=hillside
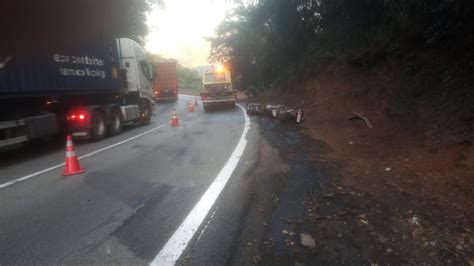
[209,0,474,263]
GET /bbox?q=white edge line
[0,124,166,189]
[150,104,250,266]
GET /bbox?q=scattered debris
[246,103,265,115]
[281,217,304,224]
[385,167,391,171]
[246,103,305,123]
[252,255,261,265]
[300,233,316,249]
[324,192,335,198]
[348,111,373,128]
[411,215,419,225]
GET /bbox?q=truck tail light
[68,112,87,121]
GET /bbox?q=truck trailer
[0,38,155,148]
[153,62,179,102]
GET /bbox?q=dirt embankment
[255,57,474,264]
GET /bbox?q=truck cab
[117,38,155,100]
[200,65,236,111]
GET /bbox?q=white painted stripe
[65,151,76,157]
[72,132,88,137]
[0,123,166,189]
[150,104,250,266]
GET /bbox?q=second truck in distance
[153,62,178,102]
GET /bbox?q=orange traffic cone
[171,109,180,126]
[194,96,199,106]
[188,101,195,112]
[62,135,85,176]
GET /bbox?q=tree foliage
[209,0,474,91]
[176,65,202,91]
[115,0,164,45]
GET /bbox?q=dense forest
[211,0,474,89]
[210,0,474,135]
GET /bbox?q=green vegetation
[210,0,474,92]
[210,0,474,134]
[177,65,202,91]
[116,0,163,46]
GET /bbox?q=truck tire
[91,111,107,141]
[140,102,152,125]
[108,109,122,136]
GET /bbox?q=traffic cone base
[171,109,180,126]
[62,135,85,176]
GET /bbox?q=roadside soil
[231,115,473,265]
[230,63,473,265]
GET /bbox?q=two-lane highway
[0,95,251,265]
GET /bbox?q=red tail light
[68,112,87,121]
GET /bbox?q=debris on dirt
[281,217,304,224]
[300,233,316,249]
[348,111,373,128]
[246,103,304,123]
[252,255,261,265]
[385,167,391,171]
[246,103,265,115]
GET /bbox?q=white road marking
[0,124,166,189]
[150,104,250,266]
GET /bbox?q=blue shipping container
[0,40,122,95]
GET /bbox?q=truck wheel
[108,110,122,136]
[91,111,107,141]
[140,103,152,125]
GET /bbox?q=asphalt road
[0,95,255,265]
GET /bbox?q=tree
[209,0,474,91]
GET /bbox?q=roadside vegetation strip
[150,104,250,266]
[0,124,166,189]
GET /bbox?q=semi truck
[200,65,236,111]
[153,62,179,102]
[0,38,155,148]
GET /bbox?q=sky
[146,0,233,68]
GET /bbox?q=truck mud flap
[25,114,58,139]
